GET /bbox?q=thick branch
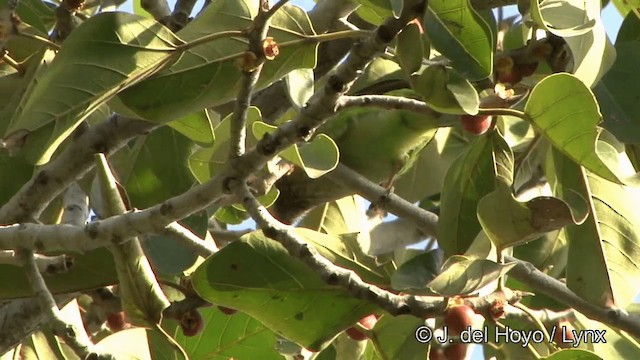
[505,256,640,338]
[0,115,158,224]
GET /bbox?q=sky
[115,1,625,358]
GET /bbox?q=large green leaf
[191,230,379,351]
[437,131,513,256]
[122,126,196,209]
[424,0,494,81]
[478,181,588,249]
[151,307,283,360]
[530,0,596,37]
[548,146,640,308]
[411,65,480,115]
[371,315,430,360]
[594,42,640,144]
[427,255,516,296]
[4,12,183,165]
[253,121,339,179]
[532,1,615,87]
[525,73,626,184]
[118,0,318,123]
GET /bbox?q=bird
[271,92,440,224]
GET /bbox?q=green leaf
[396,22,424,76]
[616,12,640,43]
[411,65,479,115]
[350,57,403,95]
[424,0,494,80]
[123,126,196,209]
[353,0,394,25]
[478,181,588,249]
[4,12,183,165]
[525,73,625,184]
[594,42,640,144]
[427,256,516,296]
[253,121,339,179]
[118,0,318,123]
[564,0,616,87]
[191,230,379,350]
[530,0,596,37]
[161,307,284,360]
[390,250,441,294]
[96,328,152,358]
[300,196,366,236]
[371,315,430,359]
[189,107,262,184]
[571,312,640,359]
[437,131,514,256]
[143,213,208,276]
[548,146,640,308]
[167,109,215,147]
[285,68,314,109]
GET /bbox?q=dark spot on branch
[230,263,238,270]
[397,304,411,315]
[221,177,237,194]
[327,75,346,93]
[159,202,173,216]
[34,240,44,252]
[34,171,49,186]
[258,132,276,156]
[263,226,278,239]
[294,312,304,321]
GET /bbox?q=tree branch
[0,115,158,224]
[505,255,640,338]
[21,250,114,359]
[327,164,439,237]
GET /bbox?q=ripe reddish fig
[460,115,492,135]
[443,343,469,360]
[105,311,127,332]
[444,305,475,335]
[218,306,237,315]
[180,309,204,337]
[554,320,575,348]
[345,314,378,341]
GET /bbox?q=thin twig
[21,250,114,359]
[162,222,218,257]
